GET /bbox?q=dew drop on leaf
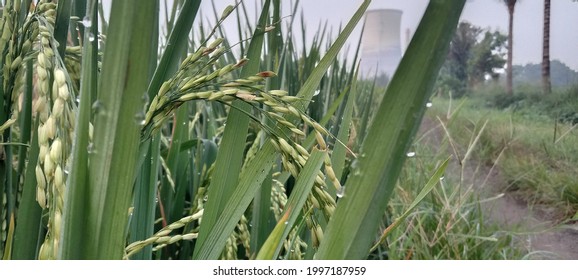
[134,112,146,126]
[92,100,103,113]
[336,185,346,198]
[87,143,96,154]
[82,16,92,28]
[142,92,150,105]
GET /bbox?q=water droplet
[134,112,146,126]
[313,90,321,96]
[142,92,150,106]
[92,100,104,114]
[203,195,208,202]
[88,33,95,42]
[426,102,433,108]
[82,16,92,28]
[440,176,445,181]
[284,221,289,225]
[336,185,346,198]
[406,151,416,158]
[87,143,96,154]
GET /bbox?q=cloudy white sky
[196,0,578,71]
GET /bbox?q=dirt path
[417,116,578,260]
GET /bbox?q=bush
[482,84,578,123]
[488,92,525,109]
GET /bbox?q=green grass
[365,104,526,260]
[427,91,578,220]
[381,144,524,260]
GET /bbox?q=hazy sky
[197,0,578,71]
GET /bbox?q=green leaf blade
[60,0,98,260]
[194,0,271,258]
[85,0,157,259]
[316,0,466,260]
[257,149,325,260]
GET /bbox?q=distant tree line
[513,60,578,88]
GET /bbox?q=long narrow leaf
[86,0,157,259]
[12,120,41,260]
[251,0,283,253]
[194,0,271,257]
[316,0,466,260]
[193,143,277,259]
[128,1,160,260]
[257,149,325,260]
[53,0,72,59]
[147,0,201,100]
[60,0,98,260]
[129,135,161,260]
[327,75,357,194]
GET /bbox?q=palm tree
[542,0,551,94]
[503,0,517,95]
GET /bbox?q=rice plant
[0,0,466,260]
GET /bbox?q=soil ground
[417,116,578,260]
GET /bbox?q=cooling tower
[360,9,403,78]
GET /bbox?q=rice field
[0,0,477,260]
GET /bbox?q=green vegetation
[379,145,524,260]
[0,0,476,260]
[2,0,569,261]
[366,95,527,260]
[428,86,578,220]
[437,21,507,98]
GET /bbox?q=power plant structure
[360,9,403,79]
